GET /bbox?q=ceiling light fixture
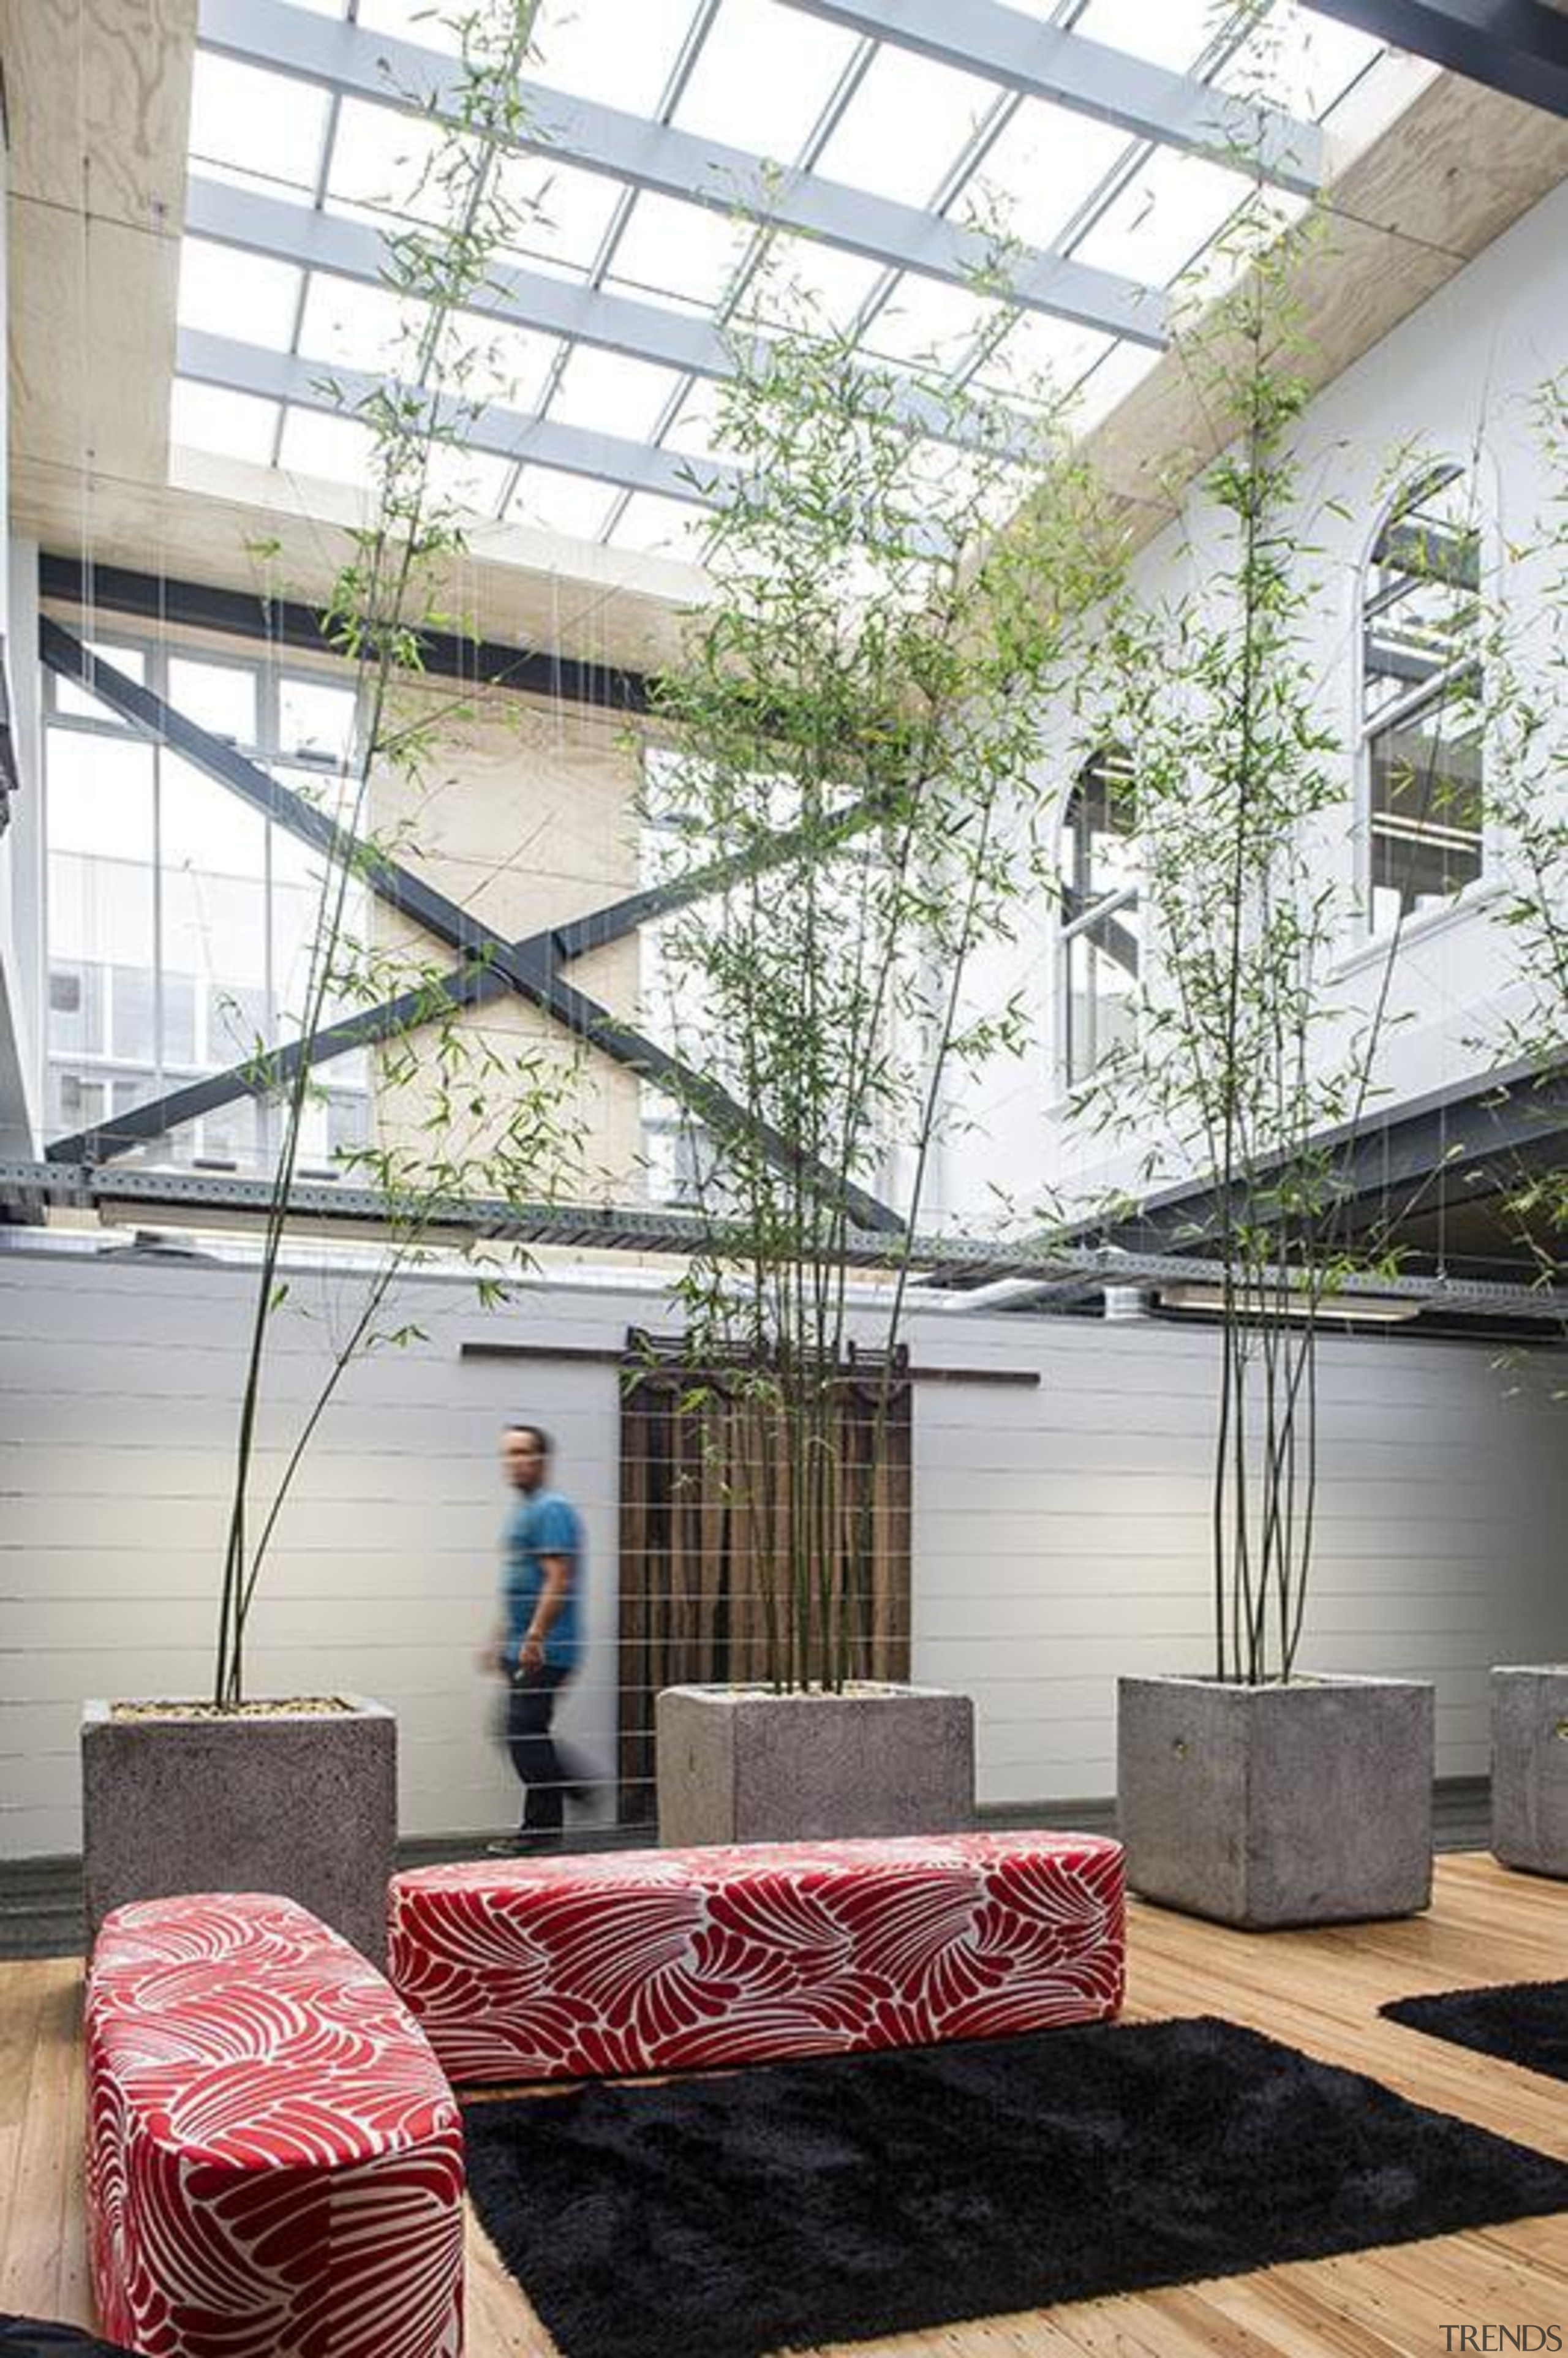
[1158,1281,1423,1326]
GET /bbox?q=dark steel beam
[39,619,902,1231]
[1298,0,1568,118]
[6,1159,1564,1323]
[1067,1056,1568,1252]
[39,554,655,714]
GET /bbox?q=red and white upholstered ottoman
[85,1893,464,2358]
[390,1829,1124,2085]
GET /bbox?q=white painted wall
[941,176,1568,1226]
[0,81,43,1156]
[2,1243,1561,1857]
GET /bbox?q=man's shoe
[484,1830,562,1856]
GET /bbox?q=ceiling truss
[197,0,1174,345]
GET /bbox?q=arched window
[1360,462,1485,933]
[1061,746,1139,1089]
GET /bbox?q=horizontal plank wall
[1,1246,1563,1851]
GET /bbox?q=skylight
[671,0,861,161]
[605,192,752,313]
[188,53,330,197]
[524,0,699,114]
[812,45,1001,209]
[178,237,302,349]
[171,0,1389,559]
[1072,151,1256,290]
[966,98,1135,255]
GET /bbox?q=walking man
[489,1422,588,1852]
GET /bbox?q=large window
[44,637,371,1171]
[1360,462,1485,934]
[1060,746,1139,1090]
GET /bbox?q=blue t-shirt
[502,1487,584,1673]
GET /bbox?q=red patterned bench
[85,1894,465,2358]
[390,1829,1124,2085]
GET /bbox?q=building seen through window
[43,639,370,1172]
[1360,461,1485,932]
[1061,745,1139,1090]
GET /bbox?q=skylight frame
[173,0,1376,554]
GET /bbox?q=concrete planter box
[1117,1673,1434,1930]
[81,1694,396,1962]
[1491,1665,1568,1878]
[656,1682,974,1847]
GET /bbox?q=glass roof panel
[509,465,620,540]
[672,0,861,162]
[526,0,704,113]
[422,440,516,514]
[861,273,1007,371]
[1216,2,1384,118]
[602,190,752,312]
[972,308,1115,406]
[325,99,476,225]
[355,0,467,52]
[490,154,625,276]
[177,236,303,349]
[744,231,884,330]
[178,0,1402,570]
[439,312,562,411]
[1074,0,1216,72]
[812,45,1002,208]
[277,405,379,492]
[297,273,420,376]
[607,492,710,561]
[170,379,282,467]
[899,439,1028,534]
[188,54,331,195]
[1070,149,1253,287]
[661,378,742,465]
[548,344,687,437]
[965,96,1134,255]
[1068,339,1164,429]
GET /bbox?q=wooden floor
[2,1853,1563,2356]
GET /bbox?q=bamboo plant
[213,0,583,1706]
[646,281,1119,1693]
[1068,144,1502,1681]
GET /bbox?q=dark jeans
[507,1662,584,1832]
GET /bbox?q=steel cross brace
[38,620,902,1233]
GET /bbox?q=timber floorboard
[1,1853,1562,2356]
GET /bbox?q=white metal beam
[176,328,734,505]
[780,0,1324,194]
[184,176,1041,459]
[195,0,1169,346]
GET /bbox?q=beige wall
[370,678,649,1203]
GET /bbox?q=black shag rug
[1382,1979,1568,2083]
[0,2323,136,2357]
[462,2016,1568,2358]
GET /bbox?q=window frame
[1354,456,1493,941]
[40,628,369,1168]
[1057,744,1140,1096]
